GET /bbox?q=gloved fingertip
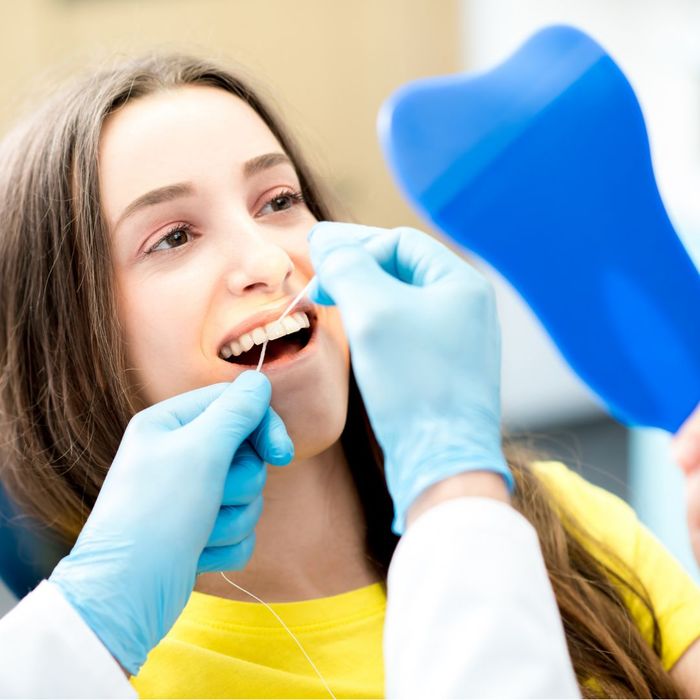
[270,437,294,466]
[235,534,257,570]
[305,276,319,300]
[253,408,294,465]
[307,220,333,242]
[233,369,271,394]
[307,221,362,252]
[266,420,294,464]
[197,532,257,573]
[307,277,335,306]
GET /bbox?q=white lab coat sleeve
[0,580,137,698]
[384,497,580,698]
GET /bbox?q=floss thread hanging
[219,573,336,699]
[221,277,336,699]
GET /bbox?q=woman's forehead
[99,85,284,222]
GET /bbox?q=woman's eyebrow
[243,152,293,178]
[116,182,194,227]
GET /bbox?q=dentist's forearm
[406,470,510,529]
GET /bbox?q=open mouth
[219,311,315,368]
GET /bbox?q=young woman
[0,53,699,698]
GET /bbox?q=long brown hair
[0,54,680,698]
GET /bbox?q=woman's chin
[274,408,347,463]
[269,377,348,461]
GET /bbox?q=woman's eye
[148,225,192,253]
[258,189,304,216]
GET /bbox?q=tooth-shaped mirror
[378,24,700,433]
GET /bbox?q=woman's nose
[224,235,293,297]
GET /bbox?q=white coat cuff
[0,580,137,698]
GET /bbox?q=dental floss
[255,339,269,372]
[227,277,336,698]
[255,277,316,373]
[220,572,336,699]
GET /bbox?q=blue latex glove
[49,371,293,675]
[308,222,512,533]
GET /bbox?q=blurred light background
[0,0,697,613]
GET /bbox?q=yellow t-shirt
[132,462,700,698]
[132,582,386,699]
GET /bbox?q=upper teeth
[220,311,311,359]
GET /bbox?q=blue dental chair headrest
[0,481,69,597]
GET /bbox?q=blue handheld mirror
[378,25,700,433]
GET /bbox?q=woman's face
[100,85,350,457]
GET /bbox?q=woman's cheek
[326,307,350,367]
[116,279,204,404]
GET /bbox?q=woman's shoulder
[530,460,700,670]
[529,460,636,546]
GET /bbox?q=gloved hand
[308,222,512,534]
[49,370,292,675]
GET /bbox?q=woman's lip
[221,316,319,373]
[216,297,317,357]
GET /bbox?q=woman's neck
[195,440,381,603]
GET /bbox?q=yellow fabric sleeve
[532,460,700,670]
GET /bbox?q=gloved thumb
[308,222,399,326]
[188,371,279,459]
[249,405,294,466]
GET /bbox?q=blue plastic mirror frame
[378,25,700,433]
